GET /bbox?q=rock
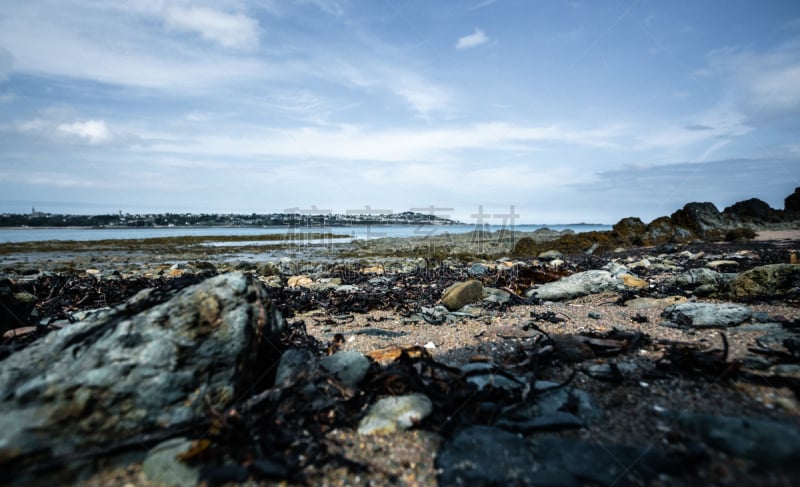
[612,217,646,246]
[308,277,342,291]
[275,348,319,386]
[460,362,526,391]
[670,202,726,239]
[525,270,621,301]
[729,264,800,297]
[786,186,800,214]
[320,351,370,388]
[661,302,752,328]
[418,305,450,324]
[357,394,433,435]
[538,250,564,260]
[671,268,727,288]
[644,216,692,245]
[620,273,648,289]
[588,311,601,319]
[287,275,314,288]
[705,260,739,269]
[482,287,511,304]
[723,198,780,223]
[625,296,687,309]
[334,284,360,293]
[441,280,483,311]
[256,262,280,276]
[142,438,201,487]
[673,412,800,465]
[468,263,489,276]
[436,426,674,487]
[0,272,284,474]
[532,381,599,420]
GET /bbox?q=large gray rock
[0,272,284,474]
[729,264,800,298]
[671,268,727,288]
[661,302,752,328]
[526,270,621,301]
[436,426,674,487]
[670,202,727,238]
[673,412,800,465]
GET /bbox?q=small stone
[423,341,436,349]
[661,302,752,328]
[468,263,489,276]
[588,311,601,319]
[538,250,564,260]
[287,275,313,288]
[706,260,739,269]
[320,351,370,388]
[625,296,688,309]
[482,287,511,304]
[441,280,483,311]
[620,274,648,289]
[358,394,433,435]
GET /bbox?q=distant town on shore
[0,208,460,228]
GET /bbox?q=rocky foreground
[1,191,800,486]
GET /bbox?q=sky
[1,0,799,224]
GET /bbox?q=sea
[0,224,611,244]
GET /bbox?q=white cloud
[57,120,112,144]
[163,5,260,49]
[456,29,489,50]
[467,0,499,12]
[706,39,800,119]
[147,121,624,163]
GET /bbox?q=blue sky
[1,0,798,224]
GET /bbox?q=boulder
[441,280,483,311]
[525,270,621,301]
[436,426,674,487]
[785,187,800,215]
[670,202,726,239]
[643,216,692,246]
[0,272,284,478]
[729,264,800,298]
[723,198,779,223]
[674,412,800,466]
[661,302,752,328]
[612,217,646,246]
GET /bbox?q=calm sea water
[0,224,611,244]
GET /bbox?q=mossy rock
[612,217,646,246]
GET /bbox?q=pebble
[357,394,433,435]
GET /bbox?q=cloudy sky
[1,0,799,224]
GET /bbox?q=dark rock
[320,351,370,388]
[436,426,675,487]
[0,272,284,475]
[670,202,726,239]
[612,217,646,246]
[785,187,800,214]
[674,412,800,466]
[729,264,800,297]
[643,216,692,246]
[723,198,780,223]
[661,302,752,328]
